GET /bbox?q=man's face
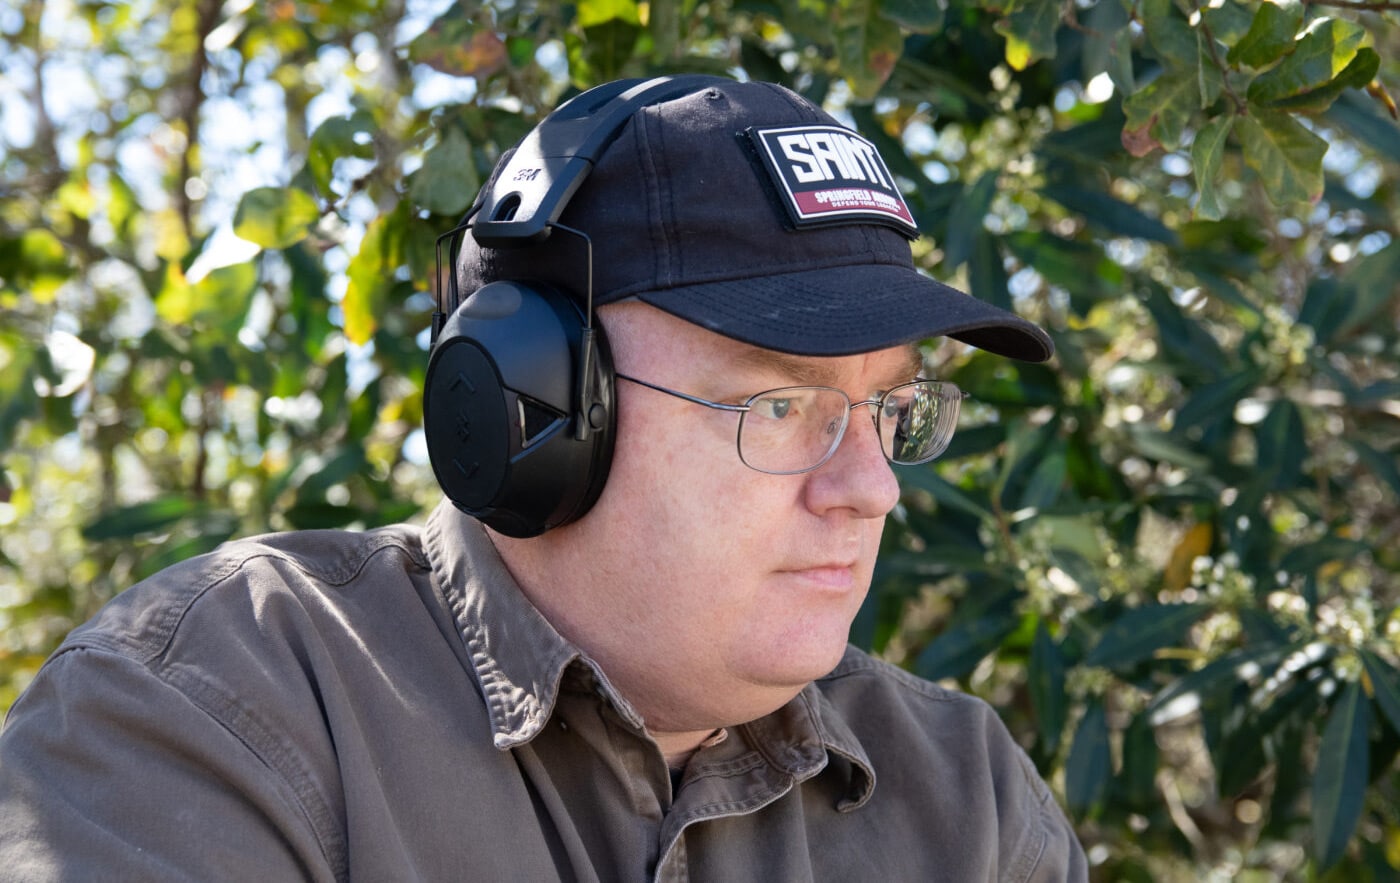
[501,301,918,733]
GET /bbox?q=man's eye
[754,397,795,420]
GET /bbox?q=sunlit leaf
[1312,680,1369,870]
[409,8,508,77]
[817,1,904,99]
[0,230,73,303]
[994,0,1060,71]
[1123,71,1198,155]
[1237,110,1327,204]
[307,112,376,195]
[1163,522,1213,593]
[233,186,322,249]
[1227,0,1304,68]
[343,204,408,346]
[1262,48,1378,115]
[1247,17,1368,106]
[190,262,258,332]
[577,0,642,27]
[156,260,256,328]
[1191,114,1233,221]
[409,127,479,216]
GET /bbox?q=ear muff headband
[423,74,729,537]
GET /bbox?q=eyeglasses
[615,374,967,475]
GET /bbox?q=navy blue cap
[458,78,1054,362]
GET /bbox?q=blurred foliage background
[2,0,1399,878]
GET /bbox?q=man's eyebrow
[891,346,925,384]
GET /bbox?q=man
[0,77,1087,880]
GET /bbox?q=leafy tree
[2,0,1397,878]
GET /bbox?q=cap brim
[634,263,1055,362]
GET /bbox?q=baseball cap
[456,77,1054,363]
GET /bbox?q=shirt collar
[424,500,644,749]
[422,499,876,805]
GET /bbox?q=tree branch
[173,0,223,237]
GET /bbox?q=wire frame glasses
[616,374,968,475]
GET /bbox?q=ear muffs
[423,280,615,538]
[422,74,729,537]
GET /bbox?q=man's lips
[778,562,860,589]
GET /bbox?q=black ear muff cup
[423,280,614,538]
[424,77,728,536]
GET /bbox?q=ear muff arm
[471,75,730,248]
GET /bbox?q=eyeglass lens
[736,381,960,474]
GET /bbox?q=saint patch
[747,124,917,237]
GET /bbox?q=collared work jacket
[0,501,1086,881]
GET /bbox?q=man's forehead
[602,299,925,382]
[729,344,924,387]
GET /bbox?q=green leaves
[1065,700,1111,816]
[1247,18,1371,107]
[1191,115,1233,220]
[5,1,1400,879]
[307,113,376,196]
[1030,622,1068,753]
[408,5,507,78]
[1122,0,1380,212]
[1122,72,1199,156]
[233,186,322,249]
[994,0,1061,71]
[1236,111,1327,205]
[1085,603,1208,670]
[1312,680,1369,871]
[409,128,479,217]
[81,497,202,541]
[342,202,409,346]
[1228,0,1304,68]
[0,231,73,302]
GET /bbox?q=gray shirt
[0,500,1086,881]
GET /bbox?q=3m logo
[748,125,917,236]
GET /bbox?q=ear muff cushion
[423,281,614,537]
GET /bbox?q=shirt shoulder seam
[67,530,429,665]
[39,646,350,881]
